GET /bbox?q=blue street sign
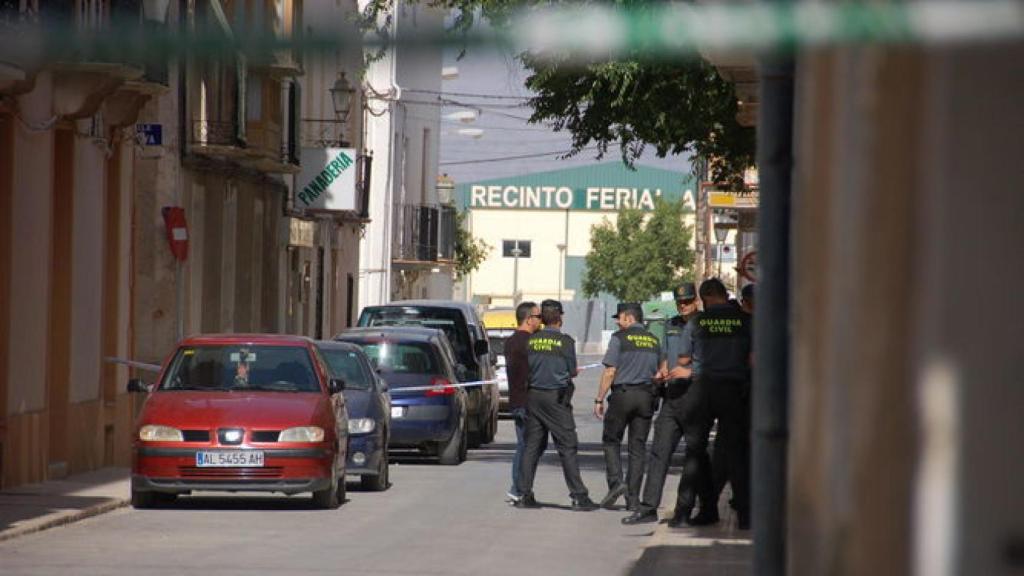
[137,123,162,146]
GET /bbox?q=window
[319,348,371,390]
[502,240,531,258]
[161,345,319,393]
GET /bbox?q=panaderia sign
[296,147,358,212]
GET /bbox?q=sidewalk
[0,467,131,542]
[629,491,753,576]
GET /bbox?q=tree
[453,209,491,279]
[361,0,755,188]
[582,199,694,301]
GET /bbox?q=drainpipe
[752,54,794,576]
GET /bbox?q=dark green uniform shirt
[527,327,577,390]
[691,303,752,381]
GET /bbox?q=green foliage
[453,209,491,279]
[360,0,755,188]
[582,199,695,301]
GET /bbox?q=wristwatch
[594,398,603,404]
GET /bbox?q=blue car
[315,341,391,490]
[335,327,468,465]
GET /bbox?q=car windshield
[345,339,440,377]
[359,307,471,365]
[489,336,507,356]
[161,345,320,393]
[318,348,371,389]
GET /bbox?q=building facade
[455,162,697,308]
[358,0,453,309]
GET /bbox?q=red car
[128,334,349,509]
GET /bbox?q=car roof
[180,334,314,347]
[335,326,445,342]
[312,340,364,353]
[366,300,480,319]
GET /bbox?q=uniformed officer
[516,300,599,511]
[594,302,667,510]
[675,278,753,528]
[622,282,706,525]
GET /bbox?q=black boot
[571,495,600,512]
[621,509,658,525]
[514,493,541,509]
[687,507,720,526]
[599,484,626,509]
[667,506,692,528]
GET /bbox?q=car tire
[438,415,467,466]
[130,480,154,509]
[312,456,343,509]
[361,448,389,492]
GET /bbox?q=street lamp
[330,73,356,123]
[511,246,523,305]
[714,220,729,280]
[556,243,567,301]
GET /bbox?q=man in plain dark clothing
[506,301,544,503]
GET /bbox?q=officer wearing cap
[675,278,753,529]
[622,282,707,525]
[516,300,599,511]
[594,302,667,511]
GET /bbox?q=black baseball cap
[540,299,564,314]
[673,282,697,301]
[612,302,644,321]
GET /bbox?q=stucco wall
[8,73,55,415]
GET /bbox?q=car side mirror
[378,378,389,392]
[127,378,150,393]
[329,378,346,395]
[474,340,489,357]
[455,363,468,381]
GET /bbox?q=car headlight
[139,425,184,442]
[348,418,376,434]
[279,426,325,442]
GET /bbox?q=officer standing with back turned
[622,282,706,525]
[594,302,666,511]
[675,278,753,529]
[515,300,599,511]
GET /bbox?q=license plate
[391,406,406,418]
[195,451,264,467]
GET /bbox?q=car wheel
[312,456,342,509]
[482,405,498,445]
[361,448,389,492]
[438,415,466,466]
[130,479,154,509]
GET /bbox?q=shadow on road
[627,540,753,576]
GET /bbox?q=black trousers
[638,380,705,514]
[519,388,589,499]
[676,377,751,518]
[601,384,657,503]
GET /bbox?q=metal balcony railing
[392,204,455,263]
[191,120,241,148]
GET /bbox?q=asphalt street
[0,355,682,576]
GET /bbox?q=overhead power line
[404,89,532,101]
[440,146,602,166]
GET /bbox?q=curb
[0,498,130,543]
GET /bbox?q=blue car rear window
[346,340,440,376]
[319,349,371,389]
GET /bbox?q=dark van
[357,300,498,447]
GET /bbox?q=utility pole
[511,246,522,305]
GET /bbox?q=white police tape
[389,363,605,393]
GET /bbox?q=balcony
[242,122,301,174]
[392,204,455,266]
[190,120,247,159]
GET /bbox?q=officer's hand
[654,368,668,382]
[668,366,692,380]
[593,401,605,419]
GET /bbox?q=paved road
[0,355,677,576]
